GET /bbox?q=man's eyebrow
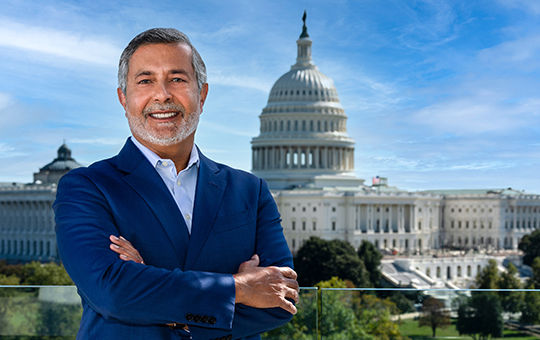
[170,69,190,76]
[135,70,153,78]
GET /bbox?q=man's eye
[137,79,151,84]
[171,78,185,82]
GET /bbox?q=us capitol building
[1,16,540,287]
[251,16,540,287]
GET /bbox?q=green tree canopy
[357,240,382,287]
[418,296,450,337]
[294,237,369,287]
[498,262,523,313]
[519,229,540,266]
[475,259,499,289]
[457,293,503,339]
[21,262,73,285]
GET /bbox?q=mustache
[143,103,186,117]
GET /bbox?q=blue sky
[1,0,539,192]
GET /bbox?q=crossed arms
[110,235,299,314]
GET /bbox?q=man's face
[118,42,208,147]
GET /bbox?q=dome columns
[252,145,354,172]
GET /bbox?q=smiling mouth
[148,111,180,119]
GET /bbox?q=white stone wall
[274,189,441,254]
[275,189,540,255]
[0,185,58,262]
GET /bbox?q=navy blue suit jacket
[54,139,293,339]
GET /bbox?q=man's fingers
[285,286,299,304]
[237,254,260,272]
[278,267,297,280]
[279,297,297,315]
[109,235,145,264]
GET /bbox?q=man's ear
[117,88,127,113]
[199,83,208,112]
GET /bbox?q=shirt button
[177,179,181,186]
[186,214,191,220]
[162,161,168,167]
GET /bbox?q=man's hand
[233,254,299,315]
[109,235,145,264]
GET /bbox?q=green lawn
[399,319,538,340]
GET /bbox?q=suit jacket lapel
[115,139,190,265]
[184,150,227,268]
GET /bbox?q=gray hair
[118,28,207,93]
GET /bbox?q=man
[54,28,298,340]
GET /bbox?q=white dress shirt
[130,136,199,234]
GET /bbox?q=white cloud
[70,138,125,146]
[497,0,540,15]
[478,34,540,66]
[411,96,538,134]
[0,19,120,65]
[0,142,27,158]
[199,120,254,137]
[0,93,11,110]
[209,72,273,92]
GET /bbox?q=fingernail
[119,236,126,240]
[110,235,118,241]
[111,244,120,249]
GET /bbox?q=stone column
[314,147,320,169]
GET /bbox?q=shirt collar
[130,136,200,171]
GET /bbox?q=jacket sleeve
[189,178,294,339]
[54,170,236,330]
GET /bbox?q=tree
[354,294,403,340]
[357,240,382,287]
[418,296,450,337]
[520,284,540,325]
[294,237,369,287]
[21,261,73,285]
[475,259,499,289]
[529,257,540,288]
[457,293,503,339]
[519,229,540,266]
[498,262,523,313]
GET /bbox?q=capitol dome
[251,13,363,190]
[33,143,82,185]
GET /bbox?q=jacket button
[201,315,209,323]
[185,313,193,321]
[208,316,216,324]
[193,315,201,323]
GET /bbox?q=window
[302,221,306,231]
[312,222,316,231]
[313,207,317,212]
[332,221,336,231]
[292,239,296,248]
[332,207,336,212]
[302,207,306,212]
[292,221,296,230]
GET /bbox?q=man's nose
[153,82,172,102]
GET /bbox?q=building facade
[0,143,81,262]
[252,17,540,261]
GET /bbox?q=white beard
[127,109,200,146]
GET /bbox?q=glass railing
[320,288,540,340]
[1,286,539,339]
[0,285,81,338]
